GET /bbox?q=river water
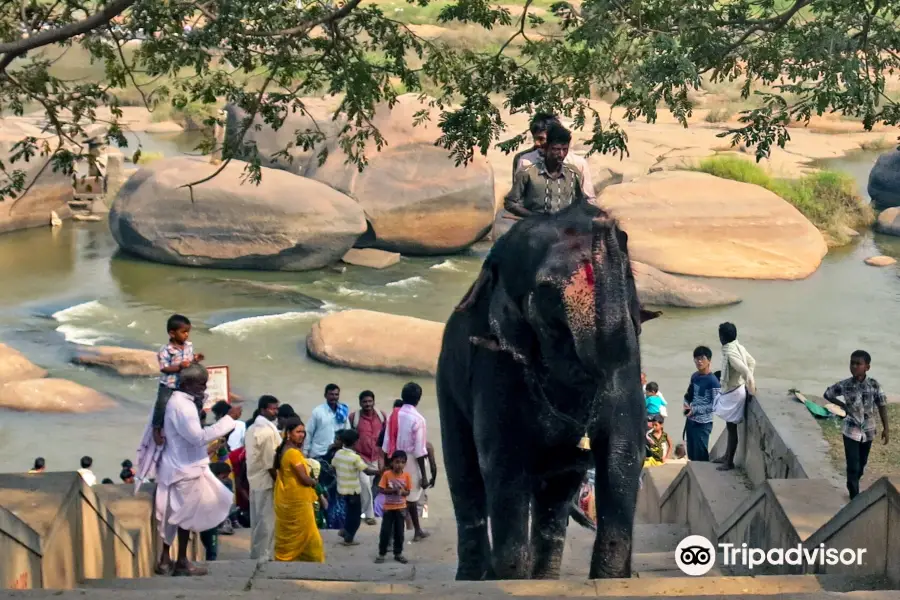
[0,146,897,515]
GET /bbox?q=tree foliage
[1,0,898,200]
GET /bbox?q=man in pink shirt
[381,382,430,541]
[350,390,387,525]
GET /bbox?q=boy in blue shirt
[645,382,667,417]
[683,346,721,461]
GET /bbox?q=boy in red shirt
[376,450,412,564]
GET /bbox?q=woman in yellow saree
[273,417,325,562]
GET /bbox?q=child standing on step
[376,451,412,564]
[823,350,890,499]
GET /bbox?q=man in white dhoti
[155,364,242,576]
[382,382,430,541]
[712,322,756,472]
[244,394,281,560]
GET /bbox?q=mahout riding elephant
[436,201,660,581]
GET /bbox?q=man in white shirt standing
[154,364,241,576]
[244,394,281,561]
[77,456,96,487]
[381,382,430,541]
[304,384,350,460]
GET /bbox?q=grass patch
[696,155,874,245]
[818,404,900,486]
[859,137,897,152]
[135,151,165,165]
[703,107,732,123]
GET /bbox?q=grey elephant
[436,201,660,580]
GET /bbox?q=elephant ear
[485,274,536,365]
[617,227,662,336]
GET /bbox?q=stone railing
[638,390,899,585]
[0,472,195,590]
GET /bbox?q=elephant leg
[440,399,490,581]
[531,469,584,579]
[589,429,643,579]
[485,471,532,579]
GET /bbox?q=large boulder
[632,261,740,308]
[72,345,159,377]
[109,157,367,270]
[0,343,47,383]
[0,120,73,234]
[227,95,495,255]
[875,206,900,236]
[868,150,900,210]
[600,171,828,280]
[306,309,443,376]
[0,378,116,413]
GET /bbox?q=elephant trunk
[590,215,637,370]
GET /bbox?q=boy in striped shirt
[332,429,379,545]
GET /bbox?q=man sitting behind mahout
[504,123,586,219]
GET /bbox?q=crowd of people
[638,322,756,472]
[131,313,438,574]
[28,455,137,486]
[639,322,890,502]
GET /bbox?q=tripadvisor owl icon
[675,535,716,576]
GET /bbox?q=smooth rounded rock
[0,120,73,234]
[600,171,828,280]
[0,378,116,413]
[109,157,367,271]
[632,261,740,308]
[865,255,896,267]
[72,345,159,377]
[875,206,900,237]
[307,309,444,376]
[341,248,401,269]
[0,343,47,383]
[868,150,900,210]
[228,95,495,255]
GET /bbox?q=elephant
[436,201,660,581]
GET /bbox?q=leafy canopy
[1,0,898,200]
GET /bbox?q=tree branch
[496,0,533,56]
[179,72,276,196]
[248,0,364,37]
[0,0,135,56]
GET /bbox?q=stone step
[71,574,893,598]
[633,523,689,553]
[215,521,687,575]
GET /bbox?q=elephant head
[462,203,659,388]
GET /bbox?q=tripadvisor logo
[675,535,868,576]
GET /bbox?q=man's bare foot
[412,530,430,542]
[154,559,173,576]
[717,463,735,471]
[172,561,208,577]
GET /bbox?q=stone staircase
[53,517,892,600]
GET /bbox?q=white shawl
[721,340,756,394]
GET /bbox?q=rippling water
[0,150,896,511]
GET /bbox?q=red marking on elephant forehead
[581,260,594,286]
